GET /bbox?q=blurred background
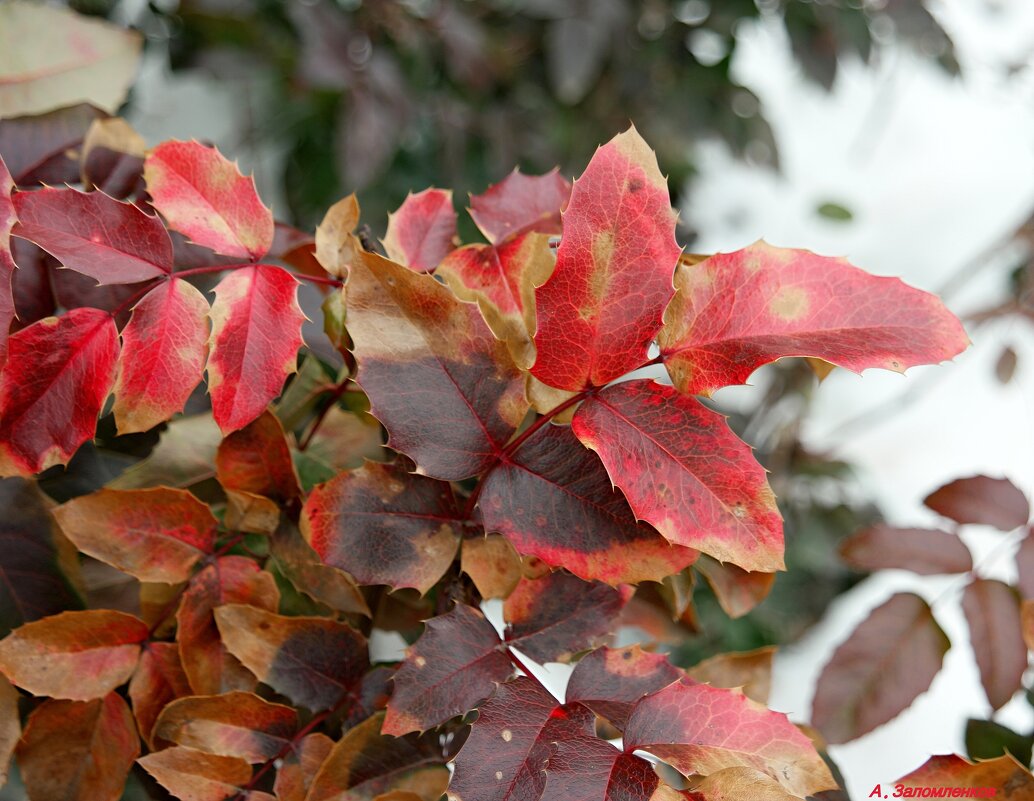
[5,0,1034,797]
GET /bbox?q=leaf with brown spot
[383,603,512,736]
[923,475,1030,531]
[15,693,139,801]
[438,232,555,369]
[461,535,523,600]
[112,278,210,434]
[307,712,451,801]
[449,677,595,801]
[207,264,306,434]
[687,647,775,705]
[694,555,775,619]
[347,252,527,480]
[152,691,297,763]
[216,409,301,502]
[0,476,82,636]
[478,425,698,586]
[893,754,1034,798]
[0,674,18,790]
[129,642,192,747]
[625,680,836,798]
[176,556,280,696]
[138,746,255,801]
[382,188,456,273]
[962,579,1027,710]
[0,609,146,700]
[542,735,687,801]
[658,242,969,396]
[315,194,363,279]
[302,461,461,595]
[215,604,369,712]
[274,733,334,801]
[838,525,972,575]
[145,140,274,261]
[565,645,683,728]
[503,571,629,663]
[468,168,571,244]
[811,593,949,744]
[225,490,282,535]
[532,126,680,391]
[53,487,217,583]
[572,380,783,572]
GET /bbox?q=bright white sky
[688,1,1034,794]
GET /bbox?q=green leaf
[965,719,1033,765]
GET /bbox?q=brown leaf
[461,535,523,600]
[923,475,1030,531]
[811,593,949,744]
[315,194,363,279]
[695,555,776,619]
[962,579,1027,709]
[0,609,146,699]
[153,691,297,763]
[129,641,192,748]
[16,693,139,801]
[138,745,254,801]
[893,754,1034,797]
[0,674,18,790]
[273,732,334,801]
[839,525,972,575]
[687,647,776,705]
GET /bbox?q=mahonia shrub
[812,473,1034,792]
[0,120,982,801]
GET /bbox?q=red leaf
[811,593,949,744]
[307,712,450,801]
[565,645,683,728]
[15,693,140,801]
[0,307,119,476]
[962,579,1026,710]
[839,525,973,575]
[144,140,274,261]
[137,746,255,801]
[625,680,836,797]
[0,609,147,700]
[302,461,461,594]
[658,242,969,396]
[347,251,527,480]
[573,380,783,572]
[0,156,15,367]
[112,277,209,434]
[695,555,775,619]
[0,477,82,634]
[214,604,369,712]
[469,167,571,244]
[53,486,217,583]
[503,571,629,663]
[216,409,301,502]
[893,754,1034,796]
[478,425,698,585]
[382,188,457,272]
[449,677,595,801]
[12,187,172,283]
[923,475,1030,531]
[543,735,686,801]
[437,232,555,369]
[176,556,280,696]
[153,691,297,763]
[207,264,305,434]
[129,642,192,748]
[383,603,513,735]
[532,127,680,390]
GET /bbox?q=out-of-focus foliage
[90,0,958,228]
